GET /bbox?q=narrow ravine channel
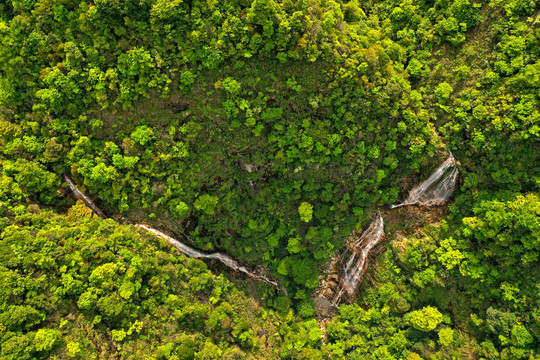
[64,176,287,295]
[314,153,460,323]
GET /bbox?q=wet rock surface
[314,154,460,318]
[314,297,336,319]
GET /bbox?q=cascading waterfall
[64,177,287,295]
[331,214,384,306]
[390,154,459,209]
[318,154,459,312]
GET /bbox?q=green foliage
[298,202,313,223]
[407,58,425,78]
[438,328,454,346]
[222,77,242,95]
[169,199,189,218]
[0,0,538,357]
[409,306,443,332]
[1,159,59,205]
[34,328,60,352]
[0,204,304,359]
[434,82,454,103]
[66,341,82,358]
[130,125,155,145]
[194,194,219,215]
[0,0,442,295]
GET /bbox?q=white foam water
[390,155,458,209]
[331,214,384,306]
[136,224,288,294]
[64,177,287,294]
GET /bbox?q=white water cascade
[320,154,459,310]
[136,224,287,294]
[331,214,384,306]
[390,155,459,209]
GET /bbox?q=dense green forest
[0,0,538,358]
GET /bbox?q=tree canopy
[0,0,538,358]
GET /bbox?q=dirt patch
[381,205,449,235]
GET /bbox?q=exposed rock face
[314,297,335,319]
[391,155,459,209]
[314,154,460,319]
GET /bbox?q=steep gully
[64,176,288,295]
[65,153,459,311]
[314,153,459,351]
[314,153,459,317]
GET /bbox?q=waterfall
[331,214,384,306]
[64,177,287,295]
[319,154,459,311]
[390,154,458,209]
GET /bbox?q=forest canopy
[0,0,538,358]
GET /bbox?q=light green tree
[409,306,443,332]
[434,82,454,103]
[438,327,454,346]
[34,328,60,352]
[194,194,219,215]
[298,202,313,222]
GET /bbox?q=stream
[65,150,459,315]
[64,177,287,294]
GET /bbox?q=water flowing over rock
[64,176,106,218]
[65,151,460,312]
[136,225,287,294]
[315,154,459,317]
[331,214,385,306]
[64,177,286,295]
[390,155,459,209]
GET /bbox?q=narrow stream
[64,177,287,294]
[136,224,287,294]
